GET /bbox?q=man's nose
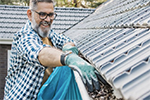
[45,16,51,21]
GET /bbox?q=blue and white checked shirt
[4,20,75,100]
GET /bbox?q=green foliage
[0,0,29,6]
[91,2,103,8]
[82,0,107,8]
[0,0,13,5]
[0,0,107,8]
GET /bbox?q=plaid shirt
[4,20,75,100]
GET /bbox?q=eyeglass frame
[31,9,57,20]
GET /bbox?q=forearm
[38,42,76,67]
[38,47,63,67]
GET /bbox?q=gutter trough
[74,71,91,100]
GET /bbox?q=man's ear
[27,9,32,21]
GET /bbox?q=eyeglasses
[31,9,57,20]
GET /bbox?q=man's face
[31,2,54,37]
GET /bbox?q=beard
[31,16,51,38]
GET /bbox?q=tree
[54,0,107,8]
[80,0,106,8]
[0,0,107,8]
[0,0,14,5]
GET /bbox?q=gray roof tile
[0,5,95,39]
[64,0,150,99]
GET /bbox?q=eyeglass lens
[39,12,56,20]
[32,10,57,20]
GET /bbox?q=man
[4,0,100,99]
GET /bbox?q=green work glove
[62,44,78,55]
[65,53,100,92]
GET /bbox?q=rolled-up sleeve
[17,32,51,65]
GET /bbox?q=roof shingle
[64,0,150,99]
[0,5,95,40]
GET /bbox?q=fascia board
[0,38,13,44]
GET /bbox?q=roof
[0,5,95,44]
[64,0,150,99]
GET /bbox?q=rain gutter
[74,71,91,100]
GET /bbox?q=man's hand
[62,44,101,92]
[65,53,100,92]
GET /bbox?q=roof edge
[0,38,13,44]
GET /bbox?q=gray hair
[29,0,55,10]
